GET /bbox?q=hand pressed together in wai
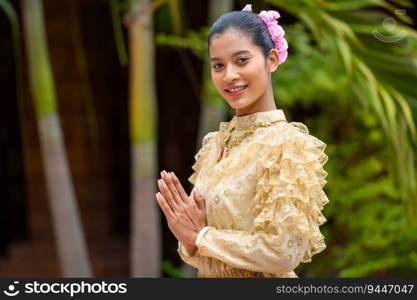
[155,170,207,256]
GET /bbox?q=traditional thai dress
[177,109,329,278]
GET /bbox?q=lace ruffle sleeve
[252,121,329,263]
[194,122,329,274]
[188,131,217,185]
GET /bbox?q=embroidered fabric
[178,109,329,278]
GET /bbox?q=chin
[226,101,243,110]
[229,99,254,110]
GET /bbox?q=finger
[156,192,176,221]
[159,175,179,209]
[161,171,183,207]
[157,179,174,212]
[192,188,200,207]
[193,190,207,228]
[156,191,197,243]
[158,179,179,212]
[170,172,192,205]
[194,189,206,212]
[155,192,170,218]
[163,172,202,227]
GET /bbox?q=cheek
[211,73,223,90]
[245,64,266,83]
[246,71,266,92]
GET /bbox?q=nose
[223,65,239,83]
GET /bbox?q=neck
[235,84,277,117]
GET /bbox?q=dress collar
[219,109,287,131]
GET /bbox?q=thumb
[194,189,205,211]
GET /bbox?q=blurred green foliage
[156,27,208,59]
[277,23,417,277]
[296,103,417,277]
[162,260,183,278]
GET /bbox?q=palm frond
[267,0,417,225]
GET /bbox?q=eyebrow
[210,50,251,61]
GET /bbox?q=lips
[224,85,248,94]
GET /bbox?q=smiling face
[209,28,279,116]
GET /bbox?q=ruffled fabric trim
[251,121,329,263]
[188,131,218,185]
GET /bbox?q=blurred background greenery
[0,0,416,278]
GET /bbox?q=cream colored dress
[177,109,329,278]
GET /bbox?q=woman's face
[209,29,277,114]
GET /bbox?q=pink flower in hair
[241,4,288,64]
[268,24,285,38]
[258,10,281,22]
[242,4,252,12]
[278,51,288,63]
[277,38,288,50]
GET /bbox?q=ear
[267,48,280,73]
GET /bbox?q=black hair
[208,11,275,59]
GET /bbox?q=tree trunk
[127,0,161,277]
[21,0,92,277]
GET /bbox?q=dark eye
[237,57,249,64]
[212,63,224,70]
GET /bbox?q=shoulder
[201,131,218,147]
[254,121,328,179]
[193,130,219,165]
[252,121,330,229]
[260,120,313,141]
[261,121,327,156]
[189,131,219,185]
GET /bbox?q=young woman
[155,4,329,278]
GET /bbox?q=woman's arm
[194,224,308,274]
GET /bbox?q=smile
[225,85,248,95]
